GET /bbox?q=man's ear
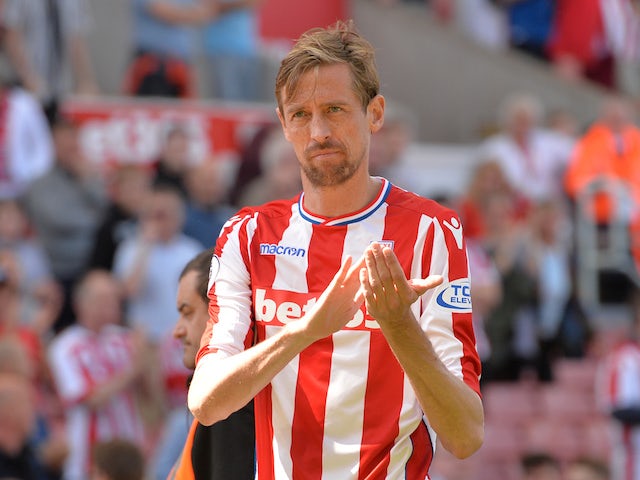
[368,95,385,134]
[276,107,291,142]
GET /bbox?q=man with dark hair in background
[168,248,255,479]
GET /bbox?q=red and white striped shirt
[197,179,481,480]
[48,324,146,480]
[597,340,640,480]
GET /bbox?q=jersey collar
[298,177,391,226]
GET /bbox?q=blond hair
[275,20,379,113]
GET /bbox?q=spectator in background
[0,83,54,199]
[479,92,575,205]
[47,270,153,480]
[502,0,555,61]
[2,0,99,120]
[227,122,278,206]
[125,0,214,98]
[564,95,640,275]
[163,248,255,479]
[202,0,264,101]
[465,237,502,370]
[113,184,202,343]
[527,198,586,360]
[182,160,235,248]
[457,158,529,240]
[89,164,153,271]
[0,374,49,480]
[236,127,302,207]
[90,439,146,480]
[596,289,640,480]
[0,199,62,333]
[600,0,640,99]
[453,0,509,51]
[152,124,195,198]
[0,262,68,480]
[480,191,542,382]
[20,114,107,333]
[547,0,615,89]
[0,340,68,480]
[565,96,640,224]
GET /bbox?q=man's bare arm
[188,256,365,425]
[360,243,484,459]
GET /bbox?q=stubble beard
[302,159,360,187]
[301,141,364,187]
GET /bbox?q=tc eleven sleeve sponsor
[434,278,472,313]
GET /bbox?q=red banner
[62,96,277,166]
[258,0,350,42]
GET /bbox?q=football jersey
[48,324,145,480]
[197,178,481,480]
[597,341,640,480]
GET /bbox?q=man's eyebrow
[284,100,349,113]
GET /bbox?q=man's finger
[408,275,444,295]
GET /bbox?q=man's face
[77,273,122,331]
[277,63,384,188]
[174,271,209,370]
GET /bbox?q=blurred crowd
[0,0,640,480]
[378,0,640,97]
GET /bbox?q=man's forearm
[188,318,314,426]
[380,312,484,459]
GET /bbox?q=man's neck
[301,174,382,219]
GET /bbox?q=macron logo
[259,243,306,257]
[442,217,464,250]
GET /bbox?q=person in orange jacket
[564,95,640,274]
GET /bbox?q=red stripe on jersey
[290,225,346,478]
[382,190,420,277]
[358,199,421,477]
[440,210,481,395]
[453,312,481,395]
[291,337,333,480]
[405,420,433,479]
[359,332,403,479]
[305,224,347,291]
[255,342,276,480]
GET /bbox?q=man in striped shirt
[188,20,484,479]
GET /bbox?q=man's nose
[172,321,186,339]
[310,113,330,142]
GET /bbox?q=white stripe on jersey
[269,324,299,478]
[322,330,371,478]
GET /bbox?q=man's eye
[328,106,342,113]
[292,111,306,119]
